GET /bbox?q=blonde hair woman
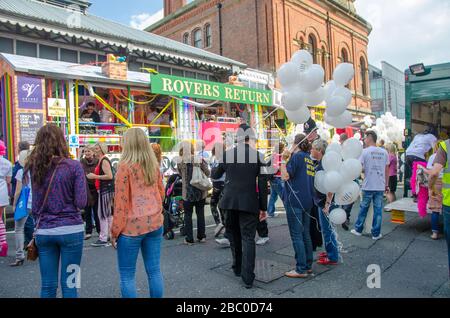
[87,142,114,247]
[111,128,165,298]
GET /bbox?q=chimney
[164,0,187,17]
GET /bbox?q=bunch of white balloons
[370,112,405,145]
[314,137,363,224]
[277,50,325,124]
[323,63,355,128]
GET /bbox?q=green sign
[150,74,273,106]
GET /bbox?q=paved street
[1,193,449,298]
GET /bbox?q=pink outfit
[388,154,397,177]
[0,216,7,257]
[411,161,428,218]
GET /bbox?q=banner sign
[17,76,43,110]
[151,74,273,106]
[19,112,43,144]
[47,98,67,117]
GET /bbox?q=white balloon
[342,138,363,160]
[285,106,311,124]
[329,208,347,225]
[339,158,362,181]
[324,171,343,193]
[322,151,342,172]
[304,86,325,106]
[291,50,313,72]
[332,87,352,106]
[335,181,360,205]
[277,62,301,87]
[303,64,325,92]
[333,63,355,87]
[326,95,347,117]
[324,80,337,100]
[281,90,305,111]
[326,111,352,128]
[326,142,342,156]
[354,133,361,140]
[314,170,327,194]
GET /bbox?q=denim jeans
[117,227,164,298]
[35,231,84,298]
[268,178,284,217]
[318,206,339,262]
[354,191,384,237]
[443,205,450,278]
[431,212,440,233]
[285,206,313,273]
[14,210,31,261]
[24,214,34,246]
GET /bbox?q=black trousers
[225,209,259,286]
[184,199,206,242]
[210,182,225,225]
[84,204,100,235]
[257,219,269,238]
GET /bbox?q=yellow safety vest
[441,140,450,206]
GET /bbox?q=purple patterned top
[32,158,87,230]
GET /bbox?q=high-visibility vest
[441,139,450,206]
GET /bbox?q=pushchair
[163,173,185,240]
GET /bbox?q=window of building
[159,66,171,75]
[360,57,368,96]
[321,47,327,81]
[341,48,349,62]
[183,33,189,45]
[16,40,37,57]
[144,63,157,72]
[197,73,208,81]
[204,24,212,48]
[185,71,196,79]
[193,29,202,48]
[172,68,184,77]
[60,48,78,63]
[80,52,96,64]
[308,34,317,63]
[128,61,142,72]
[0,37,13,54]
[97,55,107,62]
[39,45,58,60]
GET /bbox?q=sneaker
[197,238,206,243]
[214,223,225,238]
[317,257,339,265]
[215,238,230,247]
[256,237,270,246]
[431,232,439,240]
[84,234,92,240]
[285,270,308,278]
[350,229,362,237]
[91,240,110,247]
[184,239,194,246]
[372,234,383,240]
[267,213,276,218]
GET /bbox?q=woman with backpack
[87,143,114,247]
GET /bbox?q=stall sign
[151,74,273,106]
[69,134,80,148]
[17,76,43,110]
[19,112,43,144]
[47,98,67,117]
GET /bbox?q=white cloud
[355,0,450,71]
[130,9,163,30]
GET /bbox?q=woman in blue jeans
[26,124,88,298]
[111,128,165,298]
[281,134,315,278]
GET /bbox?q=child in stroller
[163,171,185,240]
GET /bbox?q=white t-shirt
[15,168,32,210]
[360,146,389,191]
[0,157,12,206]
[427,154,444,178]
[406,133,437,159]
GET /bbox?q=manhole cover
[254,259,292,283]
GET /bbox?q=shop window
[197,73,208,81]
[97,55,107,62]
[39,45,58,60]
[172,68,184,77]
[193,29,202,48]
[204,24,212,48]
[308,34,317,64]
[60,48,78,63]
[159,66,171,75]
[183,33,189,45]
[0,37,13,54]
[80,52,96,64]
[185,71,196,79]
[128,61,142,72]
[16,40,37,57]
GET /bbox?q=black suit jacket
[211,143,269,214]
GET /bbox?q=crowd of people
[0,119,449,298]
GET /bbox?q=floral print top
[112,162,165,238]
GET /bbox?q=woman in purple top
[25,124,87,298]
[387,144,398,203]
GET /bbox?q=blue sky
[88,0,450,72]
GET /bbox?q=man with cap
[303,117,319,142]
[211,124,269,289]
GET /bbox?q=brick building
[147,0,373,119]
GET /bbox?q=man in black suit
[212,124,269,289]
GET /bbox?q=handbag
[26,159,63,261]
[190,162,212,192]
[14,175,31,221]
